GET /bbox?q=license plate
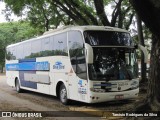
[118,82,128,87]
[115,95,124,99]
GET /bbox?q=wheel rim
[60,88,67,103]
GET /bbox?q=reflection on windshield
[88,47,138,81]
[84,31,133,46]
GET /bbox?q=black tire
[15,79,22,93]
[59,84,69,105]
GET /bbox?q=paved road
[0,74,104,120]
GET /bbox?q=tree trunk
[146,35,160,111]
[0,65,3,73]
[133,36,160,120]
[93,0,111,26]
[130,0,160,112]
[136,14,146,83]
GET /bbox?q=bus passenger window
[54,33,68,56]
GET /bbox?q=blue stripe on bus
[19,58,36,63]
[6,61,50,71]
[6,59,49,89]
[19,71,37,89]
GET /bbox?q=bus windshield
[84,31,138,81]
[88,47,138,81]
[84,30,133,46]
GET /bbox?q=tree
[0,21,43,72]
[0,48,5,73]
[27,0,69,30]
[3,0,135,30]
[130,0,160,113]
[136,14,146,82]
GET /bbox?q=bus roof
[43,25,129,35]
[7,25,129,48]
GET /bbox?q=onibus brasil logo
[53,61,65,70]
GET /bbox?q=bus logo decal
[78,80,83,87]
[53,61,65,70]
[78,80,87,94]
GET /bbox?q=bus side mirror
[85,43,93,64]
[138,44,148,63]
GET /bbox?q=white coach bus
[5,26,147,104]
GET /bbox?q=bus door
[68,69,88,102]
[68,69,78,100]
[68,56,88,101]
[68,30,88,101]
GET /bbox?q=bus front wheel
[59,84,69,105]
[15,79,22,93]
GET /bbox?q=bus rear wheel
[15,79,22,93]
[59,84,69,105]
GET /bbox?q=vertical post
[136,14,146,82]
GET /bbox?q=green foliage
[3,0,97,30]
[6,50,68,60]
[25,50,68,59]
[4,0,25,15]
[0,21,43,70]
[3,0,136,31]
[0,21,42,44]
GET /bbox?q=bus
[5,26,147,104]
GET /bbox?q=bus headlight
[131,80,139,89]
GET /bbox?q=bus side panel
[36,57,51,95]
[36,56,54,95]
[19,70,37,89]
[18,58,38,90]
[48,73,55,95]
[6,60,19,87]
[51,56,71,98]
[6,71,19,87]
